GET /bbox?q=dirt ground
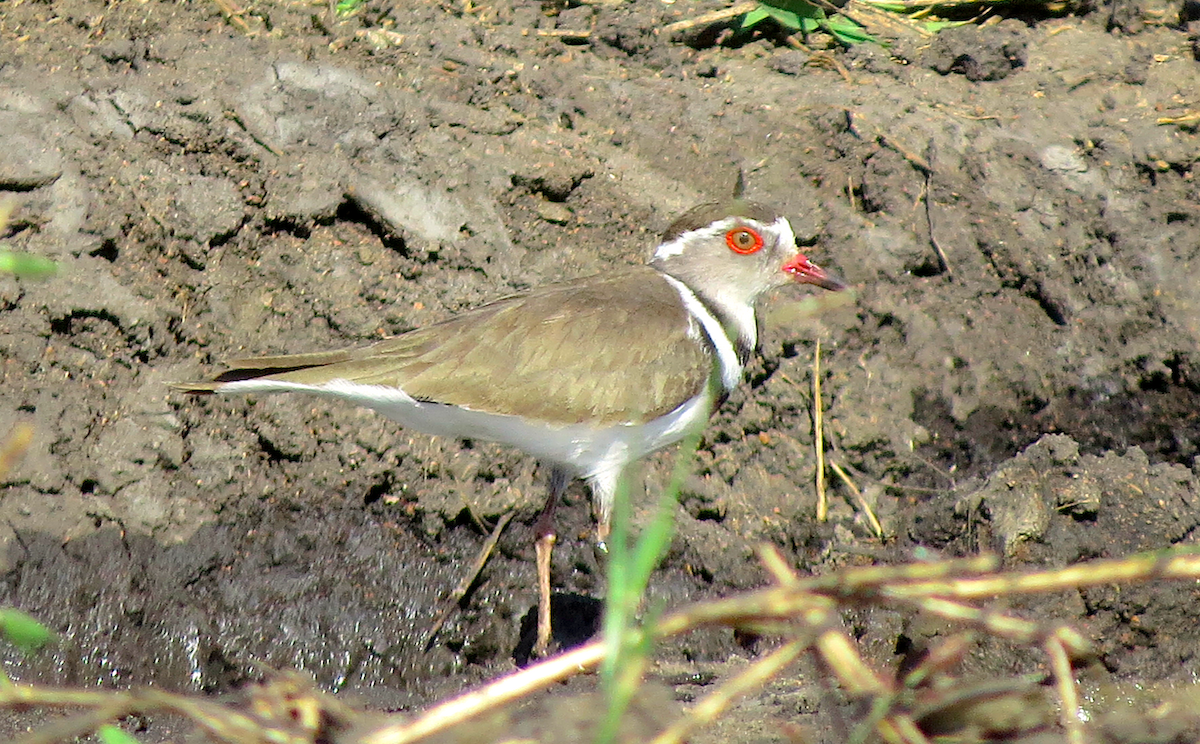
[2,0,1200,740]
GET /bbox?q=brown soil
[1,0,1199,741]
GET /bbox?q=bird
[171,195,846,657]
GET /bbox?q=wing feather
[172,267,715,427]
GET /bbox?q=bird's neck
[700,288,759,366]
[652,265,759,371]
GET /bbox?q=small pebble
[536,200,572,225]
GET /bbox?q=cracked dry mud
[2,0,1200,741]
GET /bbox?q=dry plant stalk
[650,639,807,744]
[844,0,937,37]
[209,0,255,34]
[660,2,759,34]
[1158,112,1200,125]
[348,547,1200,744]
[814,339,828,522]
[425,510,514,649]
[829,461,884,538]
[3,548,1199,744]
[0,671,355,744]
[0,423,35,480]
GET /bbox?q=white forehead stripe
[654,217,738,260]
[772,216,796,253]
[653,216,794,260]
[659,274,742,391]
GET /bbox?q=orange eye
[726,227,764,254]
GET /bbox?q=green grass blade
[761,5,806,29]
[0,608,53,653]
[98,725,142,744]
[741,6,773,27]
[0,250,58,279]
[762,0,826,15]
[596,432,701,744]
[747,0,880,45]
[825,17,878,44]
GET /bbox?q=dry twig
[829,461,883,539]
[813,339,828,522]
[426,510,514,649]
[5,549,1200,743]
[660,2,758,34]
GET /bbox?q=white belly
[217,377,713,484]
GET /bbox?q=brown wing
[176,267,715,427]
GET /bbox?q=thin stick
[360,642,607,744]
[536,29,592,39]
[1045,632,1084,744]
[11,705,129,744]
[9,548,1200,744]
[829,462,882,539]
[884,551,1200,599]
[1158,112,1200,125]
[425,510,514,650]
[815,631,885,696]
[757,544,801,587]
[209,0,252,34]
[813,339,828,522]
[651,640,805,744]
[922,175,953,276]
[660,2,758,33]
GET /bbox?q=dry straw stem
[829,461,884,539]
[1157,111,1200,125]
[0,671,350,744]
[209,0,255,34]
[660,2,758,34]
[880,549,1200,599]
[426,510,514,649]
[361,546,1200,744]
[857,0,1063,9]
[0,423,35,480]
[844,0,937,36]
[1045,631,1084,744]
[6,548,1200,744]
[813,339,828,522]
[649,640,807,744]
[537,28,592,39]
[806,341,882,536]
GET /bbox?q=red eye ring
[726,227,764,255]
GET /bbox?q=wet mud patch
[911,375,1200,485]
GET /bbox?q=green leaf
[0,609,52,653]
[0,250,57,279]
[761,0,824,15]
[760,5,805,29]
[335,0,363,16]
[597,433,700,744]
[746,0,826,30]
[741,6,772,28]
[825,17,877,44]
[98,725,141,744]
[837,0,966,37]
[747,0,880,45]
